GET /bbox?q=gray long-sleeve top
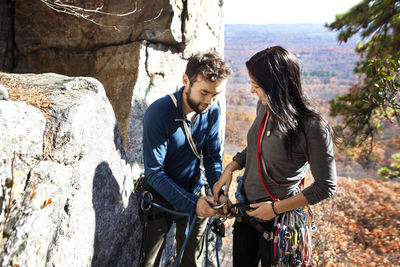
[233,101,337,205]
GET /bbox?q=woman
[213,46,337,266]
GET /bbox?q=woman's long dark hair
[246,46,328,156]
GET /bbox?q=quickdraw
[273,208,313,267]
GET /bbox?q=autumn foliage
[309,177,400,266]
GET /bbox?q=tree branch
[39,0,165,30]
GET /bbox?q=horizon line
[224,23,328,25]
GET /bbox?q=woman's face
[248,74,267,106]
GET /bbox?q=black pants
[233,219,275,267]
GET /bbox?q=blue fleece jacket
[142,87,222,214]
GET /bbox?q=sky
[224,0,362,24]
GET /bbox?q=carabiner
[140,191,153,211]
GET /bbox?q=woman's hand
[213,161,240,202]
[212,170,233,202]
[246,201,276,221]
[246,193,309,221]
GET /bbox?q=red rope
[256,112,279,202]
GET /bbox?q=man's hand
[195,196,218,218]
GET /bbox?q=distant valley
[224,23,360,110]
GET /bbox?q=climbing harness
[206,200,316,267]
[214,202,275,241]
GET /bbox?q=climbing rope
[137,191,198,267]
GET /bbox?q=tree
[378,152,400,180]
[326,0,400,162]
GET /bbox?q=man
[142,52,232,267]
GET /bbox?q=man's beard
[185,85,210,114]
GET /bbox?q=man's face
[183,74,225,114]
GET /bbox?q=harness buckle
[263,231,273,240]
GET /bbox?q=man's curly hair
[185,52,232,85]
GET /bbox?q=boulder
[0,72,140,266]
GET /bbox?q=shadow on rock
[92,162,141,267]
[114,122,128,164]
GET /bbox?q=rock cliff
[0,0,226,266]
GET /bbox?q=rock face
[0,73,141,266]
[4,0,225,158]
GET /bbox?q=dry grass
[0,72,54,119]
[0,72,71,161]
